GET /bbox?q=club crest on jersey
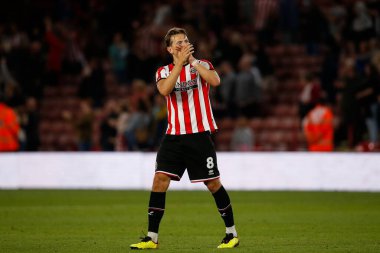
[190,67,197,74]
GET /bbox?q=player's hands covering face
[175,44,194,65]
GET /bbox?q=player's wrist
[191,59,200,67]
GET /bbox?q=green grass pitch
[1,190,379,253]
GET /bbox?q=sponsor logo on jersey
[174,78,198,92]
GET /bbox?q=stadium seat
[214,130,233,151]
[217,118,235,131]
[281,117,300,131]
[58,85,77,96]
[262,117,281,130]
[250,118,263,132]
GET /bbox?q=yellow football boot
[217,233,239,249]
[130,236,158,250]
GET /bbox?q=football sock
[212,186,236,234]
[147,231,158,243]
[148,191,166,241]
[226,225,238,237]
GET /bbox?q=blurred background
[0,0,379,152]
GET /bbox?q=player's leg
[147,173,171,242]
[130,173,170,250]
[205,179,239,248]
[131,134,185,250]
[183,132,239,248]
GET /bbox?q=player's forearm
[157,65,182,96]
[193,64,220,86]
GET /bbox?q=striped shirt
[155,60,218,135]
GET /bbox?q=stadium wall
[0,152,380,191]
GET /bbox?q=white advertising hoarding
[0,152,379,191]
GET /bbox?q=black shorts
[156,131,220,183]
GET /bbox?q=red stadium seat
[214,130,233,151]
[217,118,235,131]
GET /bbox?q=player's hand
[176,44,194,65]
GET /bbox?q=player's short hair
[164,27,187,47]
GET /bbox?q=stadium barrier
[0,152,379,191]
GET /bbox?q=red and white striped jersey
[155,60,218,135]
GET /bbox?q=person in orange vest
[0,96,20,151]
[302,100,334,152]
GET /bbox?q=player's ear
[167,47,173,54]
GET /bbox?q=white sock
[226,225,237,237]
[147,232,158,243]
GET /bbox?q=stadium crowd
[0,0,379,152]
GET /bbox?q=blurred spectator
[62,28,86,76]
[108,32,128,84]
[325,0,347,44]
[100,100,119,151]
[44,18,66,85]
[21,41,45,99]
[100,112,118,151]
[216,29,243,68]
[250,39,277,97]
[298,71,321,120]
[279,0,299,44]
[230,116,254,151]
[239,0,254,24]
[213,61,237,118]
[116,101,130,151]
[0,94,20,151]
[320,41,340,104]
[302,100,334,152]
[335,59,364,148]
[351,1,375,45]
[78,57,106,108]
[253,0,279,44]
[254,0,279,32]
[63,100,94,151]
[123,99,151,151]
[356,63,379,145]
[299,1,329,55]
[235,53,262,118]
[150,94,167,149]
[0,55,23,107]
[126,45,157,83]
[368,0,380,37]
[252,39,274,78]
[0,53,18,97]
[19,97,40,151]
[129,79,152,110]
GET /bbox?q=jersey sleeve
[156,66,168,83]
[199,59,215,70]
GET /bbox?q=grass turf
[0,190,379,253]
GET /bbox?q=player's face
[168,34,190,54]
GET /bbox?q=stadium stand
[0,0,379,152]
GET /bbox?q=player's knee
[152,173,170,191]
[204,179,221,193]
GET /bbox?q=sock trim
[226,225,237,237]
[147,231,158,243]
[148,207,165,211]
[218,203,231,212]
